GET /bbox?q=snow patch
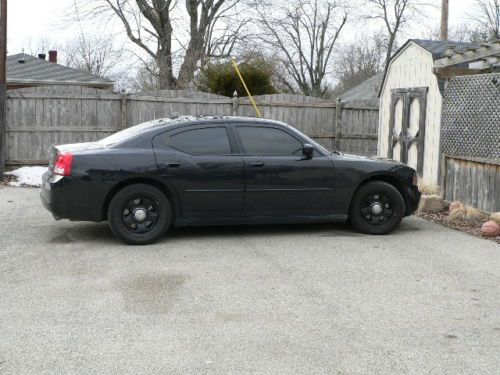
[5,166,47,187]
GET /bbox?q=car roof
[102,116,293,147]
[152,115,287,128]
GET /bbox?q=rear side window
[162,127,231,155]
[236,126,303,156]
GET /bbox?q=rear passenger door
[233,124,335,217]
[153,124,245,219]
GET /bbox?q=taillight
[53,152,73,176]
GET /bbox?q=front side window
[236,126,303,156]
[161,127,231,155]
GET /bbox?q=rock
[418,194,445,213]
[481,221,500,237]
[490,212,500,225]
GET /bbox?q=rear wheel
[108,184,171,245]
[349,181,405,235]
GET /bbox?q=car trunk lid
[48,142,105,174]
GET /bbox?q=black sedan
[41,116,421,245]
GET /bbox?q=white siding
[378,42,443,185]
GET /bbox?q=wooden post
[440,154,447,199]
[440,0,449,41]
[120,93,128,130]
[232,90,238,116]
[335,97,342,150]
[0,0,7,179]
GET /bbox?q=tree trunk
[157,49,175,89]
[177,37,204,88]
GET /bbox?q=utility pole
[0,0,6,180]
[440,0,449,41]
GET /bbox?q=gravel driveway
[0,186,499,375]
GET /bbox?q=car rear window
[98,119,168,146]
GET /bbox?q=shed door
[388,87,427,175]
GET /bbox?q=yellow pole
[231,58,261,118]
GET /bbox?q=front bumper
[405,185,421,215]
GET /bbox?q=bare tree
[64,34,123,77]
[73,0,252,89]
[333,35,385,95]
[132,59,162,91]
[258,0,348,97]
[365,0,431,68]
[472,0,500,40]
[22,37,58,57]
[422,23,492,43]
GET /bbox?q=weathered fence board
[444,156,500,212]
[5,86,379,164]
[337,102,379,155]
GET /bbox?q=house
[377,39,476,185]
[339,73,383,106]
[6,51,114,90]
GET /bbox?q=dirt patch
[0,174,17,186]
[417,210,500,245]
[118,273,189,314]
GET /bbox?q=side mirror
[302,143,314,158]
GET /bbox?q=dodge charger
[41,116,421,244]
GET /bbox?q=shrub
[198,58,277,97]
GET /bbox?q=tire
[349,181,405,235]
[107,184,171,245]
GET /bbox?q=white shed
[377,39,475,185]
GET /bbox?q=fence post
[120,93,128,130]
[440,154,447,199]
[335,97,342,150]
[232,91,238,116]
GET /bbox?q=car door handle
[166,161,181,168]
[250,161,265,168]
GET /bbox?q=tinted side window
[237,126,303,156]
[162,127,231,155]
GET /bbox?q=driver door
[233,124,335,217]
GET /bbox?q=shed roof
[411,39,478,60]
[7,54,114,88]
[378,39,478,98]
[339,73,383,104]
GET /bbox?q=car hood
[338,153,405,166]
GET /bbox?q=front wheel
[349,181,405,235]
[108,184,171,245]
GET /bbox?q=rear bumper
[41,171,104,222]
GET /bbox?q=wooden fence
[5,86,378,164]
[443,156,500,213]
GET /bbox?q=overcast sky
[6,0,477,61]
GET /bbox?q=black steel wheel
[349,181,405,235]
[108,184,171,245]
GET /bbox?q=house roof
[340,73,383,104]
[7,54,114,88]
[378,39,478,98]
